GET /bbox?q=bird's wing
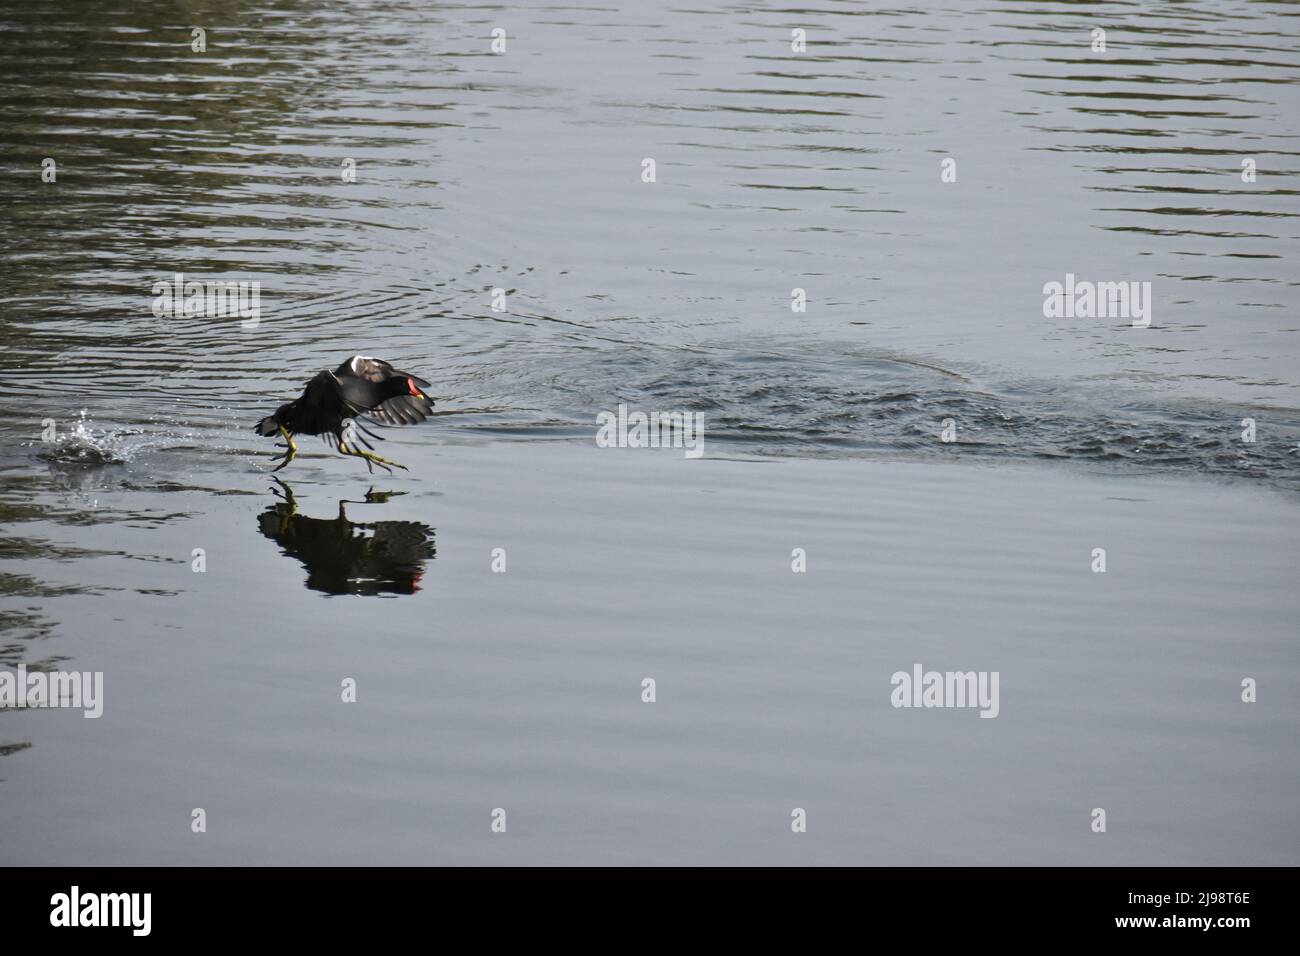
[292,370,349,434]
[336,355,399,382]
[362,393,435,426]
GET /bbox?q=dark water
[1,0,1298,485]
[1,1,1298,865]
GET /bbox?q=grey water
[0,0,1297,865]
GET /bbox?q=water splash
[30,410,188,467]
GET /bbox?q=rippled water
[2,0,1298,485]
[2,1,1299,865]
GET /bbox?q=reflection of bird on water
[258,478,436,596]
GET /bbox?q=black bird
[254,355,435,473]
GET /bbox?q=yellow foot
[270,425,299,472]
[339,442,407,475]
[361,452,407,474]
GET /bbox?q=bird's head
[405,377,430,402]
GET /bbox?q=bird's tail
[254,415,281,436]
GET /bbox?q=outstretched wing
[363,391,435,426]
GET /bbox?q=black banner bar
[0,867,1283,941]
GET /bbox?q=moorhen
[254,355,435,473]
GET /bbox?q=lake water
[1,0,1297,865]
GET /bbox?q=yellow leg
[270,425,299,472]
[338,440,407,474]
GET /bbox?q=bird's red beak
[407,378,424,398]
